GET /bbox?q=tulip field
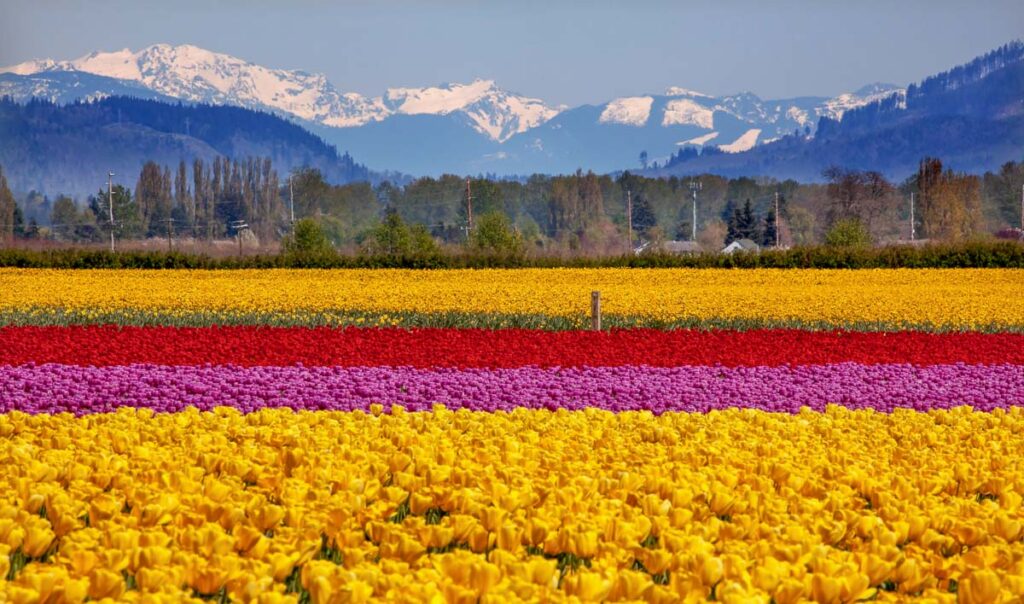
[1,268,1024,603]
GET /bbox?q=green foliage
[0,240,1022,269]
[468,212,525,258]
[726,200,760,244]
[365,210,411,256]
[825,218,873,248]
[629,194,657,238]
[281,219,336,261]
[362,210,440,263]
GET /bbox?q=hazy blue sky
[1,0,1021,105]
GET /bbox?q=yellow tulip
[959,570,1003,604]
[22,525,55,558]
[524,518,549,547]
[64,549,98,577]
[307,574,333,604]
[640,548,673,575]
[993,515,1023,543]
[612,569,653,600]
[564,572,611,601]
[570,530,599,559]
[251,504,286,533]
[810,574,842,604]
[468,526,493,554]
[88,567,126,600]
[697,553,724,587]
[424,525,455,550]
[409,492,434,515]
[190,565,228,596]
[0,518,25,549]
[469,561,502,594]
[495,524,521,551]
[267,552,300,582]
[480,507,506,532]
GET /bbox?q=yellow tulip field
[1,267,1023,602]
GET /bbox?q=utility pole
[910,192,916,241]
[465,177,474,232]
[231,220,249,258]
[626,189,633,253]
[689,180,702,242]
[165,218,174,253]
[1020,184,1023,233]
[770,189,778,245]
[289,176,296,226]
[107,171,115,253]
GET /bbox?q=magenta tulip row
[3,362,1023,414]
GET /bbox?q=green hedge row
[1,241,1023,269]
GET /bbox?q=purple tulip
[0,363,1022,415]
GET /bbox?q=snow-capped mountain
[0,43,903,174]
[490,84,904,175]
[0,44,560,142]
[587,84,903,152]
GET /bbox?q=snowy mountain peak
[384,79,498,113]
[665,86,713,98]
[599,96,654,126]
[2,58,58,75]
[382,79,561,141]
[0,45,561,141]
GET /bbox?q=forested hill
[654,41,1024,181]
[0,96,373,196]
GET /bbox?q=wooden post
[590,291,601,331]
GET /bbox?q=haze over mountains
[1,40,1022,187]
[2,44,901,175]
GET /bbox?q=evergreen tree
[0,165,15,243]
[25,218,39,240]
[12,204,24,238]
[175,160,191,226]
[762,209,778,247]
[725,205,740,244]
[630,193,657,238]
[720,199,737,223]
[730,199,759,242]
[89,184,141,239]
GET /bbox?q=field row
[2,407,1022,603]
[3,363,1023,415]
[2,268,1023,329]
[3,326,1024,367]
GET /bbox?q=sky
[1,0,1022,106]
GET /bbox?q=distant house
[663,241,702,255]
[721,238,760,254]
[995,228,1024,241]
[634,240,703,255]
[891,239,933,247]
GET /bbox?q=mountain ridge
[2,41,1019,178]
[1,43,903,174]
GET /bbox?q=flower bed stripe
[4,363,1023,414]
[4,268,1024,329]
[3,326,1024,368]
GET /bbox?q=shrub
[281,219,336,260]
[825,219,872,249]
[468,212,525,258]
[0,241,1022,269]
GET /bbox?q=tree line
[2,154,1023,253]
